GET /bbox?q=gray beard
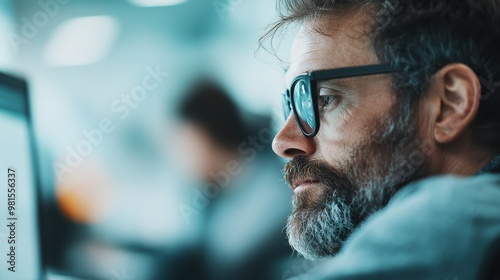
[285,105,430,260]
[286,190,354,260]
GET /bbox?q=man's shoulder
[378,174,500,232]
[391,173,500,210]
[371,174,500,251]
[311,174,500,280]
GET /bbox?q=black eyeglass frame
[283,64,397,138]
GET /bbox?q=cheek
[314,113,364,166]
[315,90,396,164]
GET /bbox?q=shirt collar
[476,154,500,175]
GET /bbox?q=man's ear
[428,64,481,144]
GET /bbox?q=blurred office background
[0,0,310,279]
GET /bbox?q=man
[263,0,500,279]
[159,79,297,280]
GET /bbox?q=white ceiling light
[43,16,119,67]
[129,0,189,7]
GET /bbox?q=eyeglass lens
[293,80,315,134]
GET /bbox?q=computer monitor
[0,72,44,280]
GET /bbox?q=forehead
[285,10,379,85]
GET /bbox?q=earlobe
[433,64,481,144]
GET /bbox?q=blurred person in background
[156,79,300,280]
[264,0,500,279]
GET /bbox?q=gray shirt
[305,173,500,280]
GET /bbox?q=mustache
[284,156,353,195]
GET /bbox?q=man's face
[175,122,226,181]
[273,12,429,259]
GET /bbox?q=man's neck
[435,144,493,176]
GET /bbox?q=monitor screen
[0,73,43,280]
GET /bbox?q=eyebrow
[317,78,353,92]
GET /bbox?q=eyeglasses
[282,64,397,138]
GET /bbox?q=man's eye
[318,95,337,109]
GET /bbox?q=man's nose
[272,114,315,159]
